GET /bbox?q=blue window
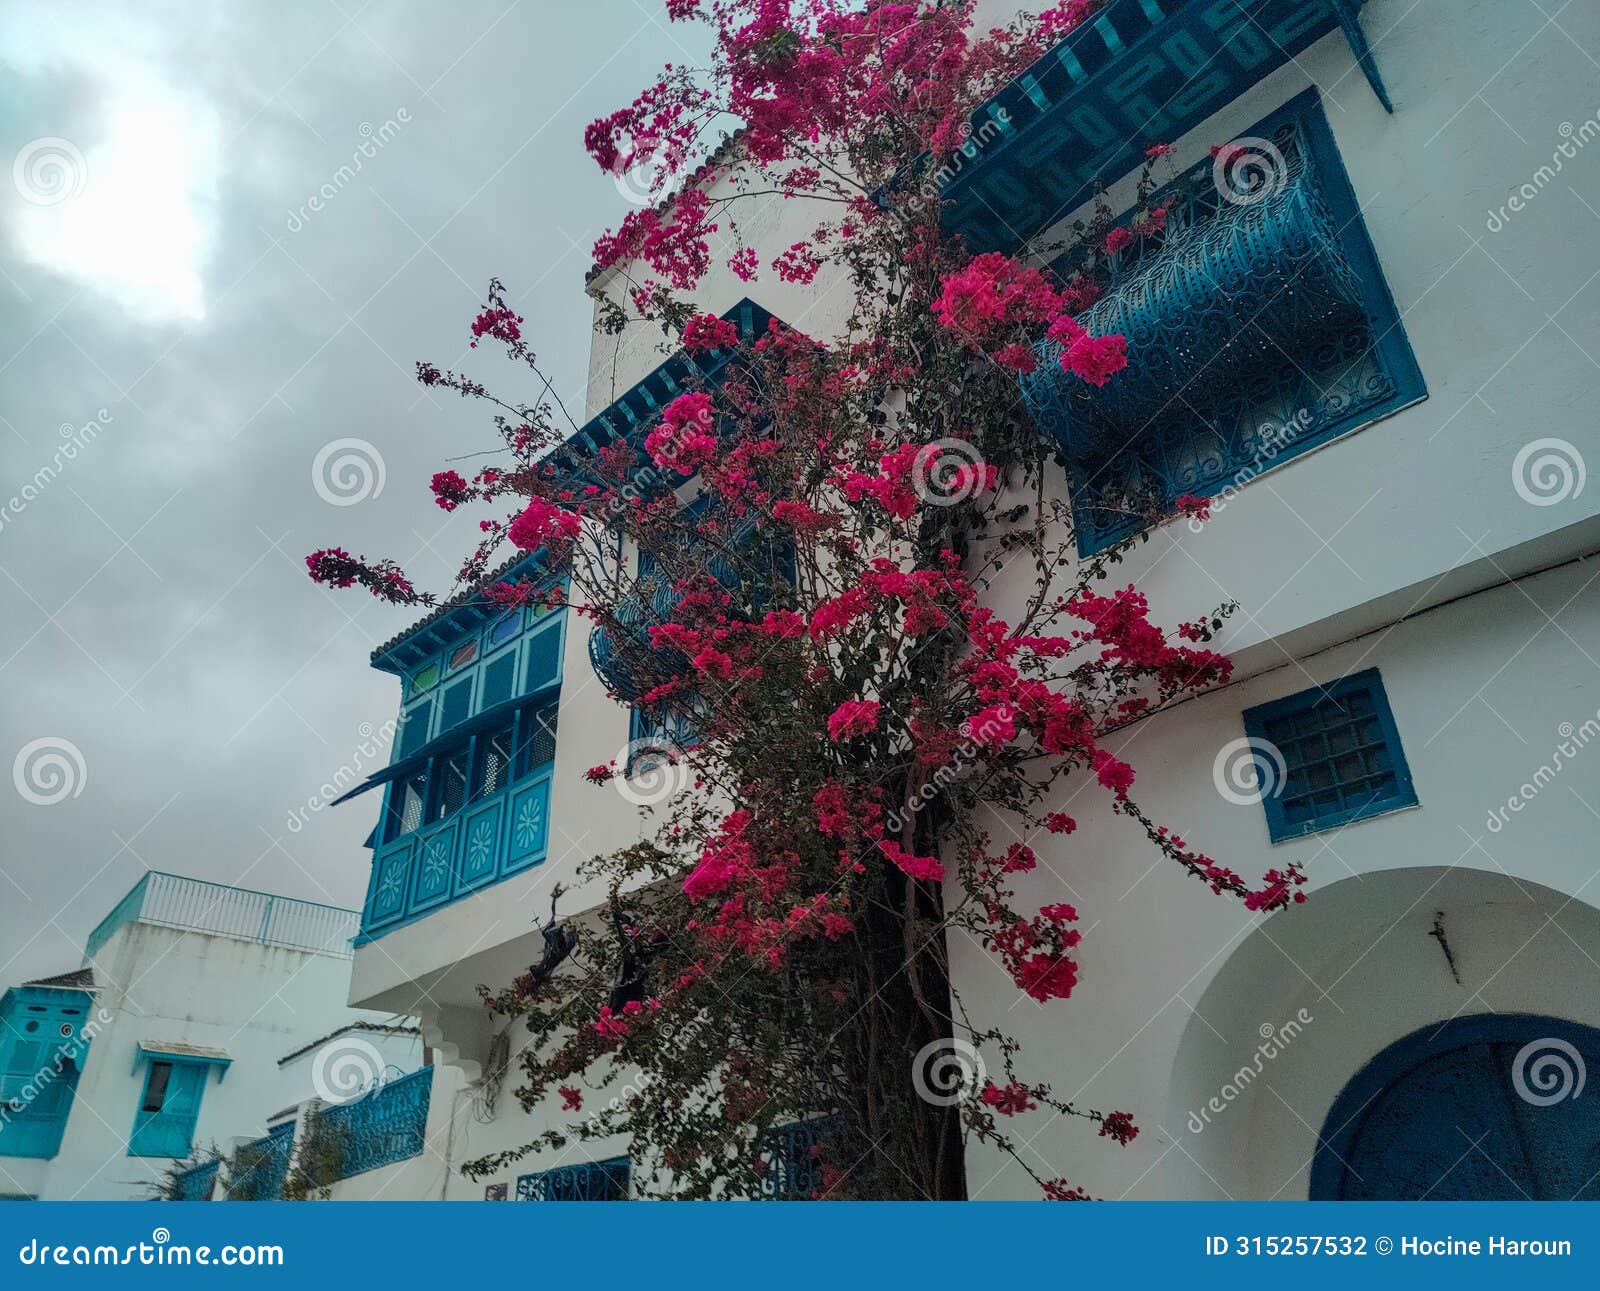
[516,1156,629,1200]
[1021,89,1426,554]
[759,1116,842,1199]
[129,1060,209,1158]
[0,988,94,1160]
[1241,668,1417,842]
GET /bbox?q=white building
[337,0,1600,1200]
[0,870,441,1200]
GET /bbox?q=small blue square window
[1241,668,1417,843]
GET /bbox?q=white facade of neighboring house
[0,871,430,1201]
[340,0,1600,1201]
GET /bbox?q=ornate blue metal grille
[515,1157,630,1200]
[173,1159,219,1201]
[227,1124,293,1201]
[1020,91,1424,554]
[320,1066,431,1180]
[759,1116,843,1199]
[1241,668,1417,841]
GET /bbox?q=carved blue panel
[455,799,503,894]
[504,773,551,874]
[410,820,458,911]
[366,840,413,931]
[1313,1015,1600,1200]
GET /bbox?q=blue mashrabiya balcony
[569,299,794,707]
[1019,88,1425,553]
[0,984,97,1161]
[338,552,570,940]
[937,0,1392,255]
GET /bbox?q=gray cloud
[0,0,706,980]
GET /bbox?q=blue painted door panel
[1313,1015,1600,1200]
[129,1062,206,1158]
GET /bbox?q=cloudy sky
[0,1,708,981]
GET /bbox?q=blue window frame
[0,988,94,1161]
[1241,668,1417,842]
[515,1156,629,1200]
[759,1116,843,1199]
[128,1059,214,1159]
[1020,89,1426,555]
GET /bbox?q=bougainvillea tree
[310,0,1305,1199]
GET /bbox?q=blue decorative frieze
[172,1159,219,1201]
[227,1124,293,1201]
[1020,90,1425,553]
[937,0,1391,254]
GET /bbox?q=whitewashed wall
[25,921,371,1200]
[348,0,1600,1198]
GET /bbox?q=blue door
[1312,1014,1600,1199]
[128,1061,207,1158]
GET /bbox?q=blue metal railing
[320,1067,432,1179]
[226,1125,294,1201]
[84,872,359,962]
[173,1159,219,1201]
[516,1157,630,1201]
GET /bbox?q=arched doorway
[1311,1014,1600,1200]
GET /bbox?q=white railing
[85,872,358,961]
